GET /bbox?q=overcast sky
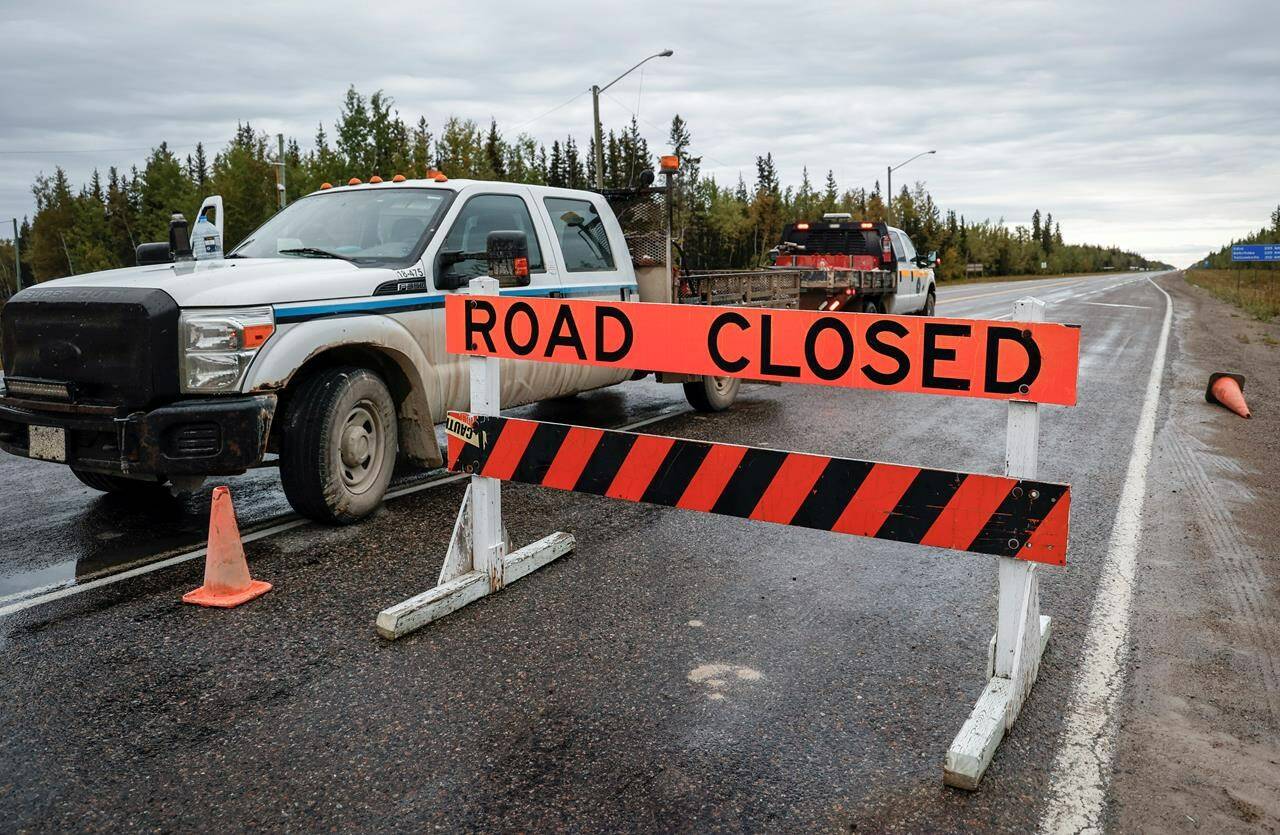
[2,0,1277,267]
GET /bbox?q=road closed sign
[445,295,1081,405]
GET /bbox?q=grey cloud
[1,0,1277,266]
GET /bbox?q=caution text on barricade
[445,412,1070,564]
[445,295,1082,405]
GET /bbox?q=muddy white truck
[770,215,938,315]
[0,167,799,523]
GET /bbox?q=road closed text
[444,295,1080,405]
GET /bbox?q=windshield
[230,187,453,266]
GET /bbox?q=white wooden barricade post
[944,297,1053,789]
[376,276,575,640]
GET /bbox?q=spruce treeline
[0,85,1165,293]
[1199,206,1280,270]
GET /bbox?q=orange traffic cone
[1205,372,1251,419]
[183,486,272,607]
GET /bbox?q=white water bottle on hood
[191,195,225,260]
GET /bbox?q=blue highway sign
[1231,244,1280,262]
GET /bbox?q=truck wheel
[684,375,741,412]
[862,298,881,314]
[72,468,167,495]
[921,289,936,316]
[280,367,398,525]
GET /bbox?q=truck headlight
[179,307,275,393]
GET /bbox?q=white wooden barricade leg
[376,276,575,640]
[944,297,1053,789]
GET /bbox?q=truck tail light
[796,222,810,231]
[882,234,893,262]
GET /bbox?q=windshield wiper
[278,247,355,262]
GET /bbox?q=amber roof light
[348,177,362,186]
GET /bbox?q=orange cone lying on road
[1205,372,1251,419]
[182,486,272,607]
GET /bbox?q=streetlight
[592,49,674,189]
[886,150,935,226]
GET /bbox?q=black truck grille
[1,286,180,410]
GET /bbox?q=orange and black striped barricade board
[381,279,1073,793]
[444,412,1069,565]
[444,294,1082,405]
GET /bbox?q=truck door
[427,189,565,413]
[890,230,924,313]
[537,193,634,392]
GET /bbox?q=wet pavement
[0,380,687,604]
[0,272,1169,830]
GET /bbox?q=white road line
[0,405,693,619]
[1084,301,1151,310]
[0,518,308,619]
[1039,276,1173,834]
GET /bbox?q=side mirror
[168,213,193,262]
[136,242,172,266]
[434,250,469,290]
[486,230,530,286]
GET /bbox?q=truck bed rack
[680,270,803,309]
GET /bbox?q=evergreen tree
[547,140,565,188]
[482,119,506,180]
[335,86,373,174]
[192,143,209,190]
[138,142,196,241]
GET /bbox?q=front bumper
[0,392,277,477]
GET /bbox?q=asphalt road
[0,271,1172,831]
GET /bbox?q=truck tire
[862,298,881,314]
[684,375,741,412]
[280,366,398,525]
[72,468,167,496]
[921,289,936,316]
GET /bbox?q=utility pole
[886,165,892,226]
[886,150,936,226]
[591,49,673,189]
[276,133,287,210]
[592,86,604,191]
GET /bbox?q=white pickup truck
[0,174,795,523]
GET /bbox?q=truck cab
[772,215,937,315]
[0,177,649,524]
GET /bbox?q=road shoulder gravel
[1111,274,1280,832]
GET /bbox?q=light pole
[886,150,935,226]
[275,133,287,210]
[592,49,673,189]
